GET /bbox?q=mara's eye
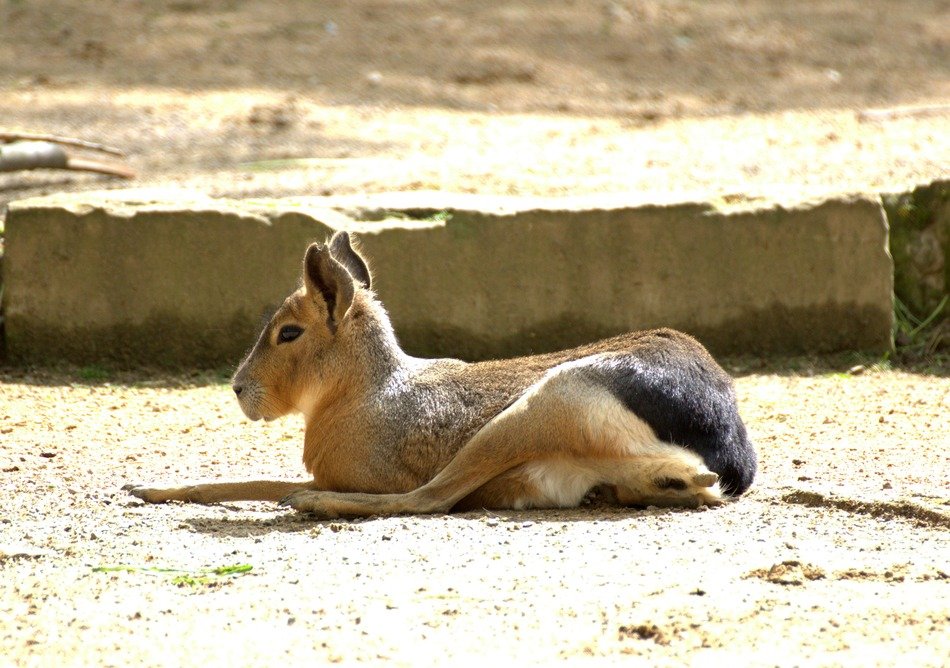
[277,325,303,344]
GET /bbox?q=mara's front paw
[122,483,188,504]
[123,484,164,503]
[278,490,340,518]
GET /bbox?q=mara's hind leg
[281,363,596,517]
[281,359,720,518]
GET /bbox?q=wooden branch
[0,132,125,156]
[0,141,68,172]
[0,141,135,178]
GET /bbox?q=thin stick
[0,142,133,178]
[0,132,126,156]
[66,157,136,179]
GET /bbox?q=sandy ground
[0,362,948,666]
[1,0,948,210]
[1,1,949,665]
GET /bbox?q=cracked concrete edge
[0,185,912,366]
[5,184,891,221]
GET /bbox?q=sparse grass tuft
[894,295,947,354]
[93,563,254,589]
[77,365,111,382]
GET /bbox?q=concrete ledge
[3,188,893,366]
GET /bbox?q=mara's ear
[303,242,355,333]
[329,231,371,290]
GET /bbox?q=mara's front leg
[126,479,317,504]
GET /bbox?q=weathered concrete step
[2,188,893,366]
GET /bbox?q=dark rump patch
[587,333,757,495]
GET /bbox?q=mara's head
[231,231,379,422]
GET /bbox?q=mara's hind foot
[611,455,724,508]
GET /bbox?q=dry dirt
[0,363,948,666]
[1,1,949,666]
[0,0,948,209]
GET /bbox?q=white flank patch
[519,460,602,509]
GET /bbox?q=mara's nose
[232,385,243,397]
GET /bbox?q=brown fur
[128,232,743,517]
